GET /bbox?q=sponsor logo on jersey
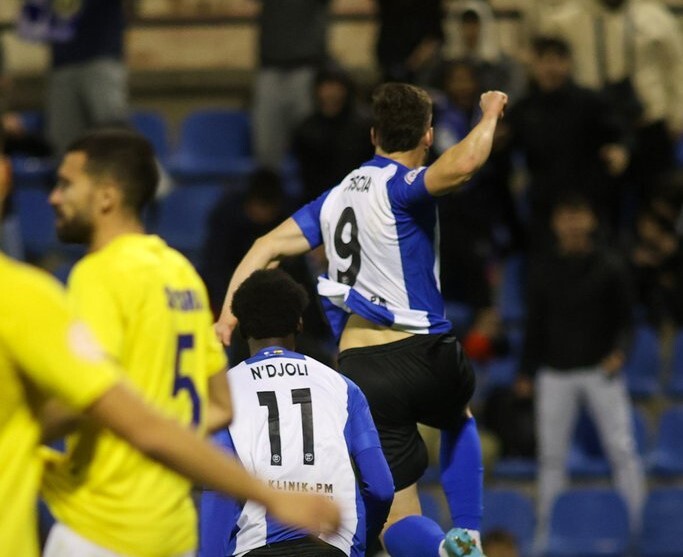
[404,169,420,185]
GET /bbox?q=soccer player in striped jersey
[216,84,508,557]
[200,269,394,557]
[0,158,341,556]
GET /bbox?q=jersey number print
[258,388,315,466]
[334,207,361,286]
[173,333,201,426]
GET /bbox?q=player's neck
[375,147,427,169]
[248,336,296,354]
[89,215,145,252]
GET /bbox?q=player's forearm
[218,218,311,324]
[88,383,273,504]
[425,111,499,195]
[40,398,83,443]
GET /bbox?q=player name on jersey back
[343,174,372,193]
[249,361,309,380]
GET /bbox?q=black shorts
[243,537,346,557]
[338,333,475,491]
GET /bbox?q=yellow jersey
[42,234,227,557]
[0,254,119,557]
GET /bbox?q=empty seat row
[420,487,683,557]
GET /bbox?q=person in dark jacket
[516,194,645,545]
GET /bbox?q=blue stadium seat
[168,109,254,183]
[638,488,683,557]
[130,109,171,161]
[482,489,535,557]
[622,326,661,399]
[666,329,683,397]
[544,488,630,557]
[154,184,223,265]
[498,255,526,323]
[14,187,60,260]
[492,457,537,481]
[648,406,683,477]
[11,155,57,189]
[568,406,648,478]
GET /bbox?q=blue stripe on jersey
[292,189,331,248]
[245,346,307,364]
[342,378,368,557]
[386,168,450,333]
[345,288,394,327]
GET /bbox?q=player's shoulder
[0,255,65,310]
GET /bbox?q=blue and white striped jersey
[200,347,390,557]
[292,155,452,338]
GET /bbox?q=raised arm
[424,90,507,195]
[215,217,311,345]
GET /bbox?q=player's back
[294,155,451,335]
[0,255,117,556]
[42,234,226,557]
[223,347,363,557]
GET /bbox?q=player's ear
[423,127,434,149]
[296,318,304,334]
[370,127,378,147]
[97,180,120,213]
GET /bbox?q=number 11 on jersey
[258,388,315,466]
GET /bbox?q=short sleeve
[11,273,119,411]
[386,166,433,209]
[291,189,331,248]
[205,322,228,377]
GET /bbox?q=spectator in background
[443,0,526,103]
[17,0,130,154]
[375,0,444,85]
[199,168,334,366]
[628,171,683,328]
[501,36,629,249]
[293,66,373,203]
[516,194,645,545]
[252,0,330,169]
[529,0,683,200]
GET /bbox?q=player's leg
[383,484,482,557]
[420,335,483,553]
[439,409,484,548]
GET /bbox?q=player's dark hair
[232,269,310,340]
[532,36,572,59]
[372,82,433,153]
[66,128,159,214]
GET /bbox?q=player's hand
[480,91,508,119]
[214,314,238,346]
[266,491,341,536]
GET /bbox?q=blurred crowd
[2,0,683,554]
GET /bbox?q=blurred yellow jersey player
[0,254,120,556]
[0,261,341,557]
[43,129,232,556]
[0,142,341,556]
